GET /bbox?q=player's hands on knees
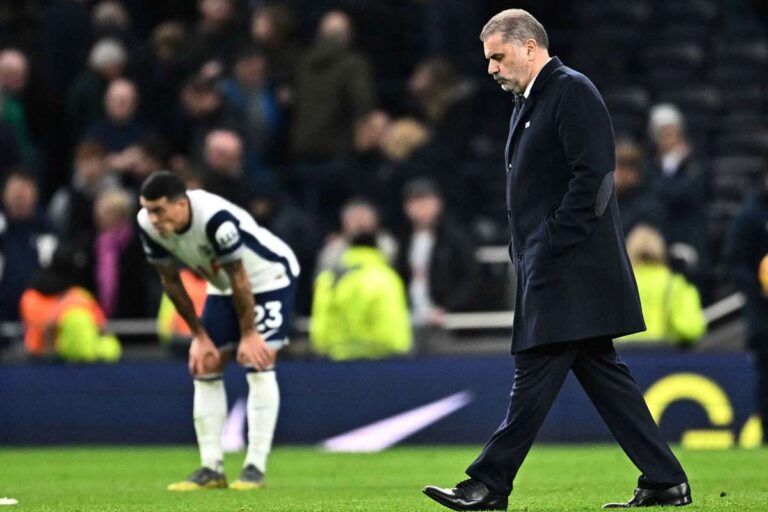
[237,331,275,371]
[188,333,221,376]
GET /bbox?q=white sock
[244,371,280,472]
[193,377,227,472]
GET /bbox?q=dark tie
[511,95,525,128]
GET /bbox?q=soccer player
[137,171,300,491]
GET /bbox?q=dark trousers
[466,338,687,496]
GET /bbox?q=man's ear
[526,39,536,57]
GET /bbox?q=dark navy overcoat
[505,57,645,352]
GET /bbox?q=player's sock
[193,375,227,472]
[244,370,280,472]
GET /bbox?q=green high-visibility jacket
[310,246,412,360]
[619,263,706,344]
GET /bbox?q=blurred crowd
[0,0,766,361]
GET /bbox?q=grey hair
[480,9,549,49]
[648,103,685,139]
[89,38,127,70]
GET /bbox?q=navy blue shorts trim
[201,281,297,351]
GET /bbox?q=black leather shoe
[423,478,508,511]
[603,482,692,508]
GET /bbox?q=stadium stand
[0,0,764,359]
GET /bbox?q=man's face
[234,55,266,88]
[483,32,530,94]
[654,124,683,154]
[204,134,242,176]
[105,82,137,123]
[404,195,442,229]
[2,176,37,220]
[74,156,106,186]
[342,205,377,236]
[614,164,640,194]
[140,196,189,237]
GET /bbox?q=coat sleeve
[546,79,616,256]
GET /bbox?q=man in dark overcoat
[423,9,691,510]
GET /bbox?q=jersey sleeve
[138,227,174,264]
[204,210,245,264]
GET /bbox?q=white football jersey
[137,189,300,295]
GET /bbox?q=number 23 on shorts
[253,301,283,333]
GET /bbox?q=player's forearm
[223,260,257,336]
[160,273,205,336]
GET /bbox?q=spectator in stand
[135,22,191,130]
[250,3,299,95]
[83,78,145,155]
[0,48,66,192]
[724,160,768,445]
[646,104,709,287]
[316,198,397,274]
[310,230,412,361]
[614,139,665,236]
[117,136,169,191]
[47,140,118,239]
[201,129,251,208]
[0,169,57,321]
[220,46,281,175]
[0,48,37,166]
[67,38,128,140]
[91,0,138,54]
[395,179,478,350]
[186,0,248,73]
[376,117,454,222]
[407,57,474,157]
[619,224,706,345]
[291,10,376,162]
[91,188,148,318]
[0,50,29,110]
[20,243,121,363]
[168,75,244,164]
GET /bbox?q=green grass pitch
[0,445,766,511]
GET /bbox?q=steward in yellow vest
[310,233,412,360]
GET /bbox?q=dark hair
[234,43,265,63]
[140,171,187,201]
[2,166,38,189]
[341,197,377,215]
[402,177,441,201]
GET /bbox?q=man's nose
[488,61,498,75]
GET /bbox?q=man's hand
[188,333,221,376]
[236,331,276,371]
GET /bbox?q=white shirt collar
[523,57,553,99]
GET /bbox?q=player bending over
[137,171,300,491]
